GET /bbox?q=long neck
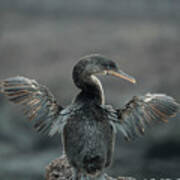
[73,69,105,105]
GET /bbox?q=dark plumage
[0,54,179,180]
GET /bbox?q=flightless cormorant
[0,54,179,180]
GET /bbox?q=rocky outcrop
[46,155,135,180]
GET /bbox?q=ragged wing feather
[0,76,63,133]
[115,93,179,141]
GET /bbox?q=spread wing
[0,76,63,133]
[115,93,179,141]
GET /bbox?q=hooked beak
[106,70,136,84]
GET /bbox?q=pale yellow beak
[106,70,136,84]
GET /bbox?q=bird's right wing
[114,93,179,141]
[0,76,64,134]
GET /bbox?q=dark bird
[0,54,179,180]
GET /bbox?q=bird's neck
[73,74,105,105]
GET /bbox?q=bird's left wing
[114,93,179,141]
[0,76,63,133]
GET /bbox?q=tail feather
[83,155,104,176]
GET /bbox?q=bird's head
[73,54,136,85]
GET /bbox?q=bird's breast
[62,105,114,173]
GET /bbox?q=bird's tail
[83,154,104,176]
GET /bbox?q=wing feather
[116,93,179,140]
[0,76,63,133]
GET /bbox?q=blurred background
[0,0,180,179]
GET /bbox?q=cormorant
[0,54,179,180]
